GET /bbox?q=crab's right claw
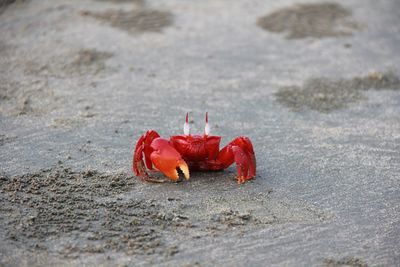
[150,138,190,182]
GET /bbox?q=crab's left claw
[133,131,189,182]
[150,138,190,182]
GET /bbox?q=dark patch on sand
[257,3,360,39]
[0,0,26,14]
[0,134,17,146]
[69,49,113,75]
[22,49,113,78]
[323,257,368,267]
[275,72,400,112]
[82,8,173,33]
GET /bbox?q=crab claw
[150,138,190,181]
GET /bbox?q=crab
[133,113,256,184]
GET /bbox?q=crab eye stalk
[204,112,210,136]
[184,112,190,135]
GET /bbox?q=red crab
[133,113,256,184]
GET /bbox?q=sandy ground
[0,0,399,266]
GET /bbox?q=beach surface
[1,0,399,266]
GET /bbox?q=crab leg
[133,130,160,178]
[216,136,256,184]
